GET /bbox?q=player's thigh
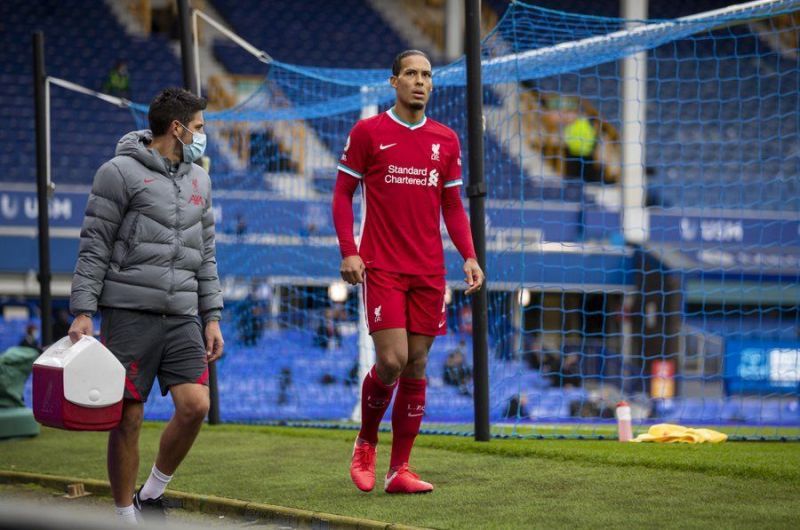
[406,274,447,337]
[407,333,435,362]
[169,382,210,420]
[100,307,163,402]
[157,315,209,398]
[372,328,409,371]
[363,268,407,333]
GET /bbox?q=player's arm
[69,161,130,342]
[198,182,224,362]
[442,185,483,295]
[333,174,364,284]
[332,122,370,285]
[441,135,483,295]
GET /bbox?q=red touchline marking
[144,178,155,184]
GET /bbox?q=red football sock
[390,377,427,470]
[357,366,397,445]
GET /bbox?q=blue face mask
[177,122,207,163]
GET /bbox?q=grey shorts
[100,307,209,401]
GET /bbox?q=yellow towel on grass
[631,423,728,444]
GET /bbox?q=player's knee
[376,357,405,383]
[176,396,210,425]
[406,355,428,377]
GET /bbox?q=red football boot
[384,464,433,494]
[350,439,377,492]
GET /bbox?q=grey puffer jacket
[70,130,223,322]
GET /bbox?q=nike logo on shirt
[144,178,155,184]
[379,143,397,150]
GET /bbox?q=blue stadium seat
[0,0,183,186]
[501,1,799,211]
[212,0,412,71]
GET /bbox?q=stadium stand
[0,0,260,186]
[0,0,181,185]
[211,0,411,70]
[487,0,800,210]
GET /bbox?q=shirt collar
[387,107,427,130]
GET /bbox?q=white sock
[139,464,173,500]
[115,504,138,525]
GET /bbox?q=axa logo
[431,143,440,161]
[427,169,439,187]
[374,305,382,323]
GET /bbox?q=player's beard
[409,101,425,111]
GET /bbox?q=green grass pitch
[1,423,798,528]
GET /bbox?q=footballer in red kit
[332,50,484,494]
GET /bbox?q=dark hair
[148,87,207,136]
[391,49,431,76]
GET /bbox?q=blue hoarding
[725,340,800,395]
[0,187,632,288]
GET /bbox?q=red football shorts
[363,268,447,336]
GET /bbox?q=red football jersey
[337,108,463,275]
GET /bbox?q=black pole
[465,0,490,442]
[177,0,199,94]
[33,31,53,347]
[177,0,220,425]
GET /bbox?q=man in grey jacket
[68,87,224,524]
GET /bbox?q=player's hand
[68,314,93,343]
[463,258,484,295]
[340,255,365,285]
[204,320,224,363]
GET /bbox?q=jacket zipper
[169,178,180,295]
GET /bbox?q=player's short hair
[391,49,431,76]
[148,87,207,136]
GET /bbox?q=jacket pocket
[120,212,141,268]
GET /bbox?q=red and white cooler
[33,335,125,431]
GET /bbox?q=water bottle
[616,401,633,442]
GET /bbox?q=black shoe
[133,486,170,522]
